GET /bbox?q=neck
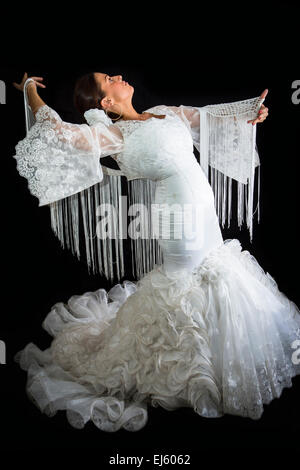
[117,101,145,121]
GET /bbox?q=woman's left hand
[247,89,269,125]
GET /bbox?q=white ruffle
[84,108,113,127]
[14,239,300,432]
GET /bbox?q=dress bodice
[112,106,195,182]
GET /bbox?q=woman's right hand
[13,72,46,92]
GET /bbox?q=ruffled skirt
[14,239,300,432]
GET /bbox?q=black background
[0,3,300,458]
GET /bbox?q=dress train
[14,239,300,432]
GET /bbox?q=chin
[126,86,134,97]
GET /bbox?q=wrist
[26,82,36,92]
[24,78,36,94]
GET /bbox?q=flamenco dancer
[12,72,300,432]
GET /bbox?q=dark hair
[73,72,119,121]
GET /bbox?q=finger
[248,106,269,123]
[258,108,269,118]
[36,82,46,88]
[31,77,43,81]
[260,89,268,100]
[260,109,268,117]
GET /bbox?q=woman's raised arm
[12,73,124,206]
[13,72,46,115]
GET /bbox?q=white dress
[13,103,300,432]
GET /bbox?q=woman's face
[94,72,133,107]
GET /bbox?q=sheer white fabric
[163,98,263,239]
[13,96,262,206]
[166,100,261,183]
[12,97,263,281]
[13,97,300,432]
[13,105,124,206]
[12,96,264,282]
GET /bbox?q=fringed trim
[199,97,263,241]
[49,176,164,282]
[49,174,125,282]
[127,179,163,280]
[209,163,261,242]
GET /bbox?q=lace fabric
[152,98,262,181]
[13,93,300,432]
[160,98,263,239]
[13,95,264,281]
[13,98,262,205]
[13,105,124,206]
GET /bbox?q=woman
[12,72,300,432]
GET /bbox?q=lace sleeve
[13,104,124,206]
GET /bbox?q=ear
[100,96,112,110]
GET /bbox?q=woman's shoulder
[143,104,169,114]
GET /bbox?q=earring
[105,103,123,122]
